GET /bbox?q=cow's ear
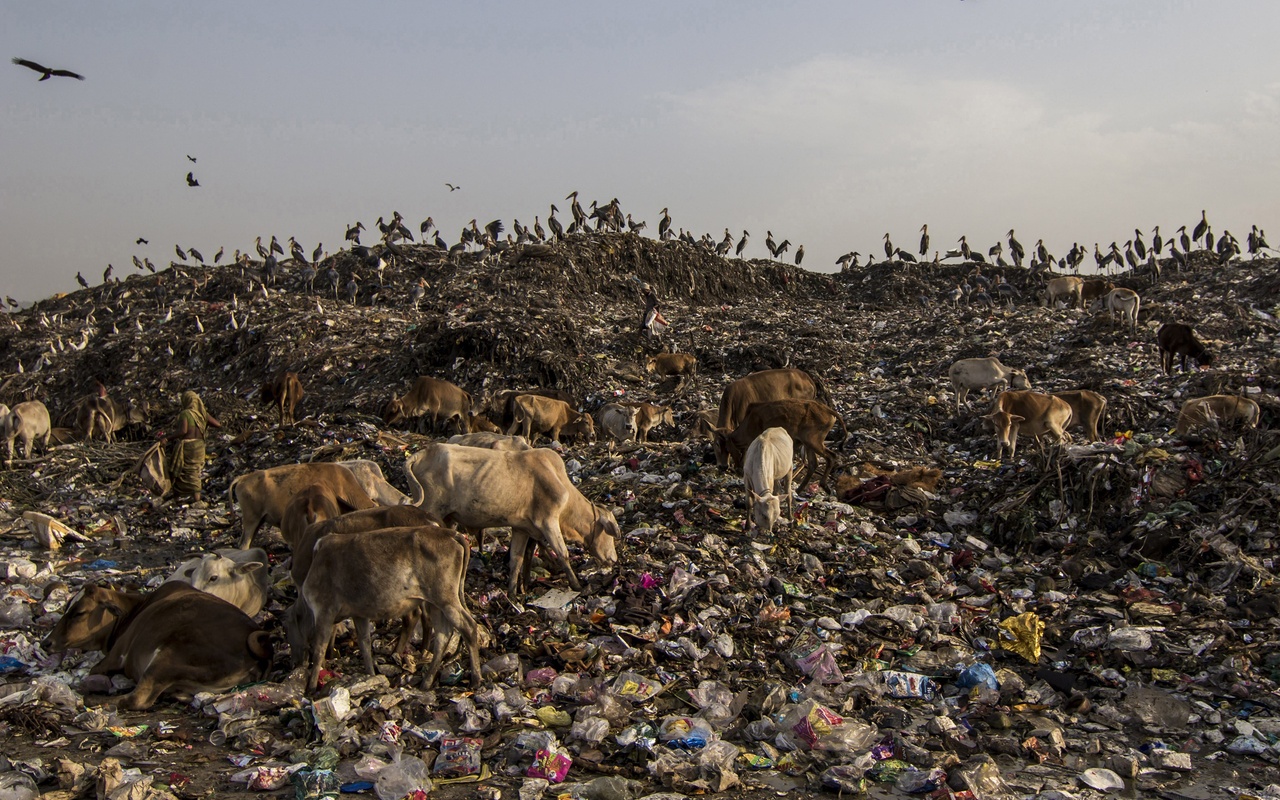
[982,413,998,420]
[237,562,264,574]
[1009,414,1025,423]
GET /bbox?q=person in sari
[169,391,221,503]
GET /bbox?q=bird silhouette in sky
[446,183,460,192]
[135,237,148,245]
[186,171,199,187]
[12,57,84,81]
[186,155,197,163]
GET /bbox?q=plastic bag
[433,737,482,778]
[658,716,712,749]
[374,756,432,800]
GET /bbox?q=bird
[835,251,859,270]
[957,235,971,260]
[186,171,199,187]
[255,236,270,260]
[1151,225,1163,255]
[446,183,460,191]
[144,258,155,273]
[103,264,113,283]
[533,217,546,242]
[289,237,307,264]
[1007,230,1024,267]
[132,255,144,270]
[410,277,426,311]
[1133,229,1147,260]
[1192,210,1209,244]
[884,233,895,261]
[175,244,188,261]
[1177,225,1191,254]
[658,208,672,240]
[735,230,749,258]
[547,205,564,240]
[12,57,84,81]
[919,224,930,257]
[326,266,340,299]
[75,272,88,288]
[270,235,284,256]
[312,242,323,263]
[765,231,777,258]
[195,317,203,333]
[186,155,197,163]
[420,217,435,238]
[135,237,148,245]
[345,222,364,244]
[345,274,359,304]
[895,248,916,264]
[1035,239,1048,264]
[300,264,316,292]
[189,247,204,264]
[214,246,225,264]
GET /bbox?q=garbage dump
[1,233,1279,798]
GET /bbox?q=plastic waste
[433,737,482,778]
[0,772,39,800]
[374,756,433,800]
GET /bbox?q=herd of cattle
[22,299,1265,712]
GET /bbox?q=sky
[3,1,1280,301]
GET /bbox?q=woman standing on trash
[168,390,221,505]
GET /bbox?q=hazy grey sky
[4,2,1279,300]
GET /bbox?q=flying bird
[446,183,460,191]
[186,155,197,163]
[12,57,84,81]
[186,171,199,187]
[135,237,148,245]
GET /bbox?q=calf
[448,432,533,451]
[229,462,378,548]
[743,427,794,535]
[717,368,826,431]
[468,413,502,433]
[597,403,639,442]
[984,390,1072,460]
[623,402,676,442]
[261,370,303,427]
[404,444,619,595]
[1081,279,1115,307]
[713,399,845,489]
[298,527,484,692]
[1175,394,1260,436]
[166,548,270,617]
[1,400,51,465]
[383,377,472,434]
[1157,322,1214,374]
[1043,276,1084,308]
[646,353,697,385]
[1052,390,1108,442]
[949,357,1031,411]
[280,484,346,549]
[45,582,270,710]
[508,395,595,444]
[338,459,411,506]
[1094,287,1141,331]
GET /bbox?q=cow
[76,395,147,443]
[949,357,1031,411]
[1,400,51,465]
[403,444,619,595]
[1157,322,1214,374]
[382,377,472,434]
[1052,390,1108,442]
[717,368,828,431]
[507,395,595,444]
[646,353,697,388]
[296,527,484,692]
[623,402,676,442]
[337,459,411,506]
[1175,394,1260,436]
[983,390,1073,461]
[743,427,794,535]
[491,389,576,431]
[45,582,270,710]
[165,548,271,617]
[1081,279,1115,307]
[447,432,533,451]
[1094,287,1141,331]
[713,399,845,489]
[1042,276,1084,309]
[261,370,303,427]
[597,403,639,443]
[686,409,720,440]
[468,413,503,433]
[228,462,378,548]
[290,505,444,587]
[279,483,346,549]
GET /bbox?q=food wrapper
[107,725,149,738]
[884,670,937,700]
[997,612,1044,663]
[791,703,843,749]
[788,630,845,684]
[612,671,663,702]
[526,748,572,783]
[433,737,483,778]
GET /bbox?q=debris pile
[1,234,1279,798]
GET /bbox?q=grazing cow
[743,427,794,535]
[1157,322,1214,374]
[296,527,483,692]
[597,403,639,442]
[949,357,1031,411]
[403,444,619,595]
[448,432,533,451]
[686,409,720,440]
[623,402,676,442]
[166,548,270,617]
[646,353,697,385]
[1080,279,1115,307]
[491,389,575,430]
[468,413,502,433]
[1,400,51,465]
[984,390,1073,460]
[229,462,378,548]
[507,395,595,444]
[717,368,827,431]
[713,399,845,489]
[1042,276,1084,308]
[290,505,444,587]
[77,395,147,443]
[261,370,303,427]
[337,459,411,506]
[383,377,472,434]
[1052,390,1108,442]
[1094,287,1141,331]
[279,484,346,549]
[45,582,270,710]
[1175,394,1260,436]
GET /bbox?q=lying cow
[507,395,595,444]
[46,582,271,710]
[717,368,826,431]
[597,403,639,443]
[743,427,794,535]
[623,402,676,443]
[262,370,303,427]
[448,432,532,451]
[984,390,1073,461]
[1052,390,1108,442]
[166,547,270,617]
[1157,322,1214,374]
[949,357,1031,412]
[1175,394,1260,436]
[714,399,845,489]
[383,377,472,434]
[296,527,484,692]
[229,462,378,548]
[1093,287,1141,331]
[468,413,503,433]
[404,444,619,595]
[1,400,51,466]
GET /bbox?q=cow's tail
[809,370,833,408]
[227,475,243,518]
[403,451,426,507]
[834,409,850,452]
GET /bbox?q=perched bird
[1192,210,1209,244]
[735,230,749,258]
[446,183,460,191]
[774,239,791,260]
[289,237,307,264]
[312,242,323,263]
[1133,229,1147,260]
[410,277,426,310]
[895,248,916,264]
[1177,225,1191,254]
[270,235,284,256]
[345,222,364,244]
[420,217,434,238]
[6,297,19,309]
[547,205,564,240]
[255,236,270,259]
[175,244,188,261]
[919,224,930,257]
[76,271,88,288]
[132,255,144,270]
[434,232,447,249]
[12,57,84,81]
[103,264,113,283]
[765,231,777,257]
[835,251,859,270]
[1151,226,1163,255]
[300,264,317,292]
[533,217,546,242]
[135,237,148,245]
[186,171,199,187]
[957,235,971,260]
[345,274,359,304]
[214,246,225,264]
[658,208,672,240]
[186,155,197,163]
[189,247,204,264]
[1007,230,1024,267]
[626,214,646,234]
[144,258,155,273]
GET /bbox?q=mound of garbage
[1,234,1279,799]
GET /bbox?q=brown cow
[279,484,345,550]
[1157,322,1214,374]
[717,368,827,431]
[646,353,697,389]
[468,412,502,433]
[622,402,676,442]
[507,395,595,444]
[76,395,147,443]
[984,390,1073,460]
[713,399,846,489]
[229,463,378,548]
[45,582,270,710]
[262,370,303,427]
[383,377,472,434]
[491,389,575,430]
[1080,279,1115,307]
[1042,276,1084,308]
[1052,390,1108,442]
[1175,394,1260,436]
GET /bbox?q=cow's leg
[393,607,422,655]
[537,512,581,591]
[307,607,336,693]
[238,515,264,550]
[508,529,531,596]
[117,674,167,710]
[354,618,376,676]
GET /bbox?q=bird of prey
[135,237,148,245]
[12,57,85,81]
[186,171,199,187]
[445,183,460,191]
[187,155,197,163]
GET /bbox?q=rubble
[1,235,1279,797]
